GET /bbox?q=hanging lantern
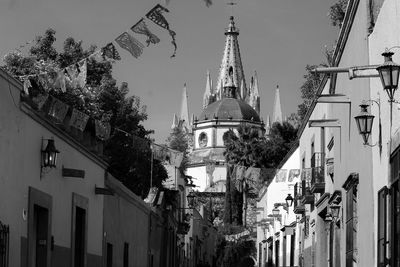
[41,139,59,168]
[330,205,341,222]
[187,191,196,209]
[376,51,400,102]
[272,207,280,217]
[354,101,375,145]
[285,194,294,207]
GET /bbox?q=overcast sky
[0,0,339,143]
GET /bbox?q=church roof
[199,98,261,122]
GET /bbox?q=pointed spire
[240,79,245,100]
[215,16,246,99]
[171,113,178,129]
[253,71,260,114]
[203,70,213,109]
[273,85,283,124]
[180,83,190,131]
[265,115,271,136]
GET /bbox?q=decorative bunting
[167,149,183,167]
[260,168,276,183]
[275,169,287,182]
[288,169,301,182]
[145,4,177,57]
[131,19,161,47]
[152,144,169,162]
[101,43,121,61]
[65,60,87,88]
[23,78,32,95]
[115,32,144,59]
[48,96,69,122]
[95,119,111,141]
[31,93,49,110]
[69,108,89,131]
[205,160,216,177]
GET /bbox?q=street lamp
[272,207,280,217]
[285,194,294,207]
[187,191,196,209]
[354,101,374,145]
[376,50,400,102]
[41,138,59,169]
[330,204,341,223]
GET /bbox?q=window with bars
[304,216,310,238]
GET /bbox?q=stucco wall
[104,176,151,267]
[368,0,400,264]
[329,0,374,265]
[0,71,105,266]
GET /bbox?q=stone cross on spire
[215,16,246,100]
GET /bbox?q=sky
[0,0,339,143]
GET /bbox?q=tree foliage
[2,29,167,198]
[166,126,190,171]
[297,64,325,121]
[328,0,349,27]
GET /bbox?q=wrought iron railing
[311,152,325,193]
[0,221,9,267]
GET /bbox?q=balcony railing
[300,169,314,205]
[293,182,305,214]
[311,152,325,194]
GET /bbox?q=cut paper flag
[260,168,277,183]
[131,19,161,46]
[288,169,301,182]
[32,93,49,110]
[48,70,67,93]
[145,4,177,57]
[115,32,144,59]
[275,169,287,182]
[245,167,261,190]
[101,43,121,61]
[152,144,169,162]
[205,160,216,177]
[69,108,89,131]
[168,150,183,167]
[65,60,87,88]
[23,78,32,95]
[95,120,111,140]
[48,96,69,123]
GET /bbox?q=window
[391,181,400,267]
[123,243,129,267]
[377,187,388,266]
[345,184,358,266]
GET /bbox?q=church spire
[247,71,260,114]
[180,83,190,132]
[215,16,246,100]
[272,85,283,124]
[203,70,213,109]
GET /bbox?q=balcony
[311,152,325,194]
[300,169,314,205]
[293,183,305,214]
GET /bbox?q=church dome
[199,98,261,122]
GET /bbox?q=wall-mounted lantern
[285,194,294,207]
[41,138,59,169]
[354,102,375,145]
[376,51,400,102]
[330,204,341,223]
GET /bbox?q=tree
[166,126,190,171]
[328,0,349,28]
[2,29,168,198]
[223,125,265,226]
[297,64,324,121]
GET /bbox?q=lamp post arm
[313,65,380,79]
